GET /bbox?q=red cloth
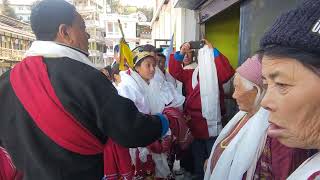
[10,56,133,180]
[162,107,193,151]
[169,50,234,139]
[254,136,310,179]
[0,147,22,180]
[308,171,320,180]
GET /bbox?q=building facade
[7,0,32,23]
[0,14,35,75]
[102,12,152,65]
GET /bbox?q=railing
[85,20,101,28]
[0,47,25,61]
[89,35,105,42]
[76,5,97,12]
[88,50,104,57]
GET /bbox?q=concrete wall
[239,0,303,65]
[151,1,200,48]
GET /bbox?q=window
[114,23,119,33]
[124,23,127,29]
[107,22,113,33]
[19,7,24,11]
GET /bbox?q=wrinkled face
[157,56,166,72]
[232,74,258,112]
[67,13,89,52]
[261,56,320,149]
[183,50,193,65]
[135,57,156,82]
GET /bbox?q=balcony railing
[0,47,25,62]
[88,50,104,57]
[85,20,101,28]
[89,35,105,43]
[76,5,98,12]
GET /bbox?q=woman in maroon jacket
[169,40,234,179]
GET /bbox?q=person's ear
[56,24,72,44]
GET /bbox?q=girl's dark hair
[111,63,120,81]
[143,44,156,53]
[261,46,320,75]
[103,65,112,74]
[156,53,166,60]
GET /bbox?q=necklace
[220,114,249,149]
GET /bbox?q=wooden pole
[117,19,125,40]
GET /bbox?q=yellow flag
[119,39,134,71]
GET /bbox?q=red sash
[0,147,22,180]
[10,56,133,180]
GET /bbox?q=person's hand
[180,42,191,55]
[202,39,213,49]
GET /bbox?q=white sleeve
[117,83,150,114]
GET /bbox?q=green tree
[1,0,17,19]
[137,7,153,21]
[110,0,121,13]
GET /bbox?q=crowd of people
[0,0,319,180]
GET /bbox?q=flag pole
[118,19,125,41]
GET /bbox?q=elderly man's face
[261,56,320,149]
[67,13,89,52]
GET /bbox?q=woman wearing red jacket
[169,40,234,179]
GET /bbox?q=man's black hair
[31,0,77,41]
[114,44,120,53]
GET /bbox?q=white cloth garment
[183,62,198,70]
[192,45,221,137]
[150,67,185,112]
[153,67,176,88]
[117,69,182,178]
[204,108,270,180]
[25,41,97,69]
[165,71,177,88]
[287,152,320,180]
[117,70,151,114]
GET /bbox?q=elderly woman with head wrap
[204,55,310,180]
[259,0,320,179]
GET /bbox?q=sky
[8,0,153,8]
